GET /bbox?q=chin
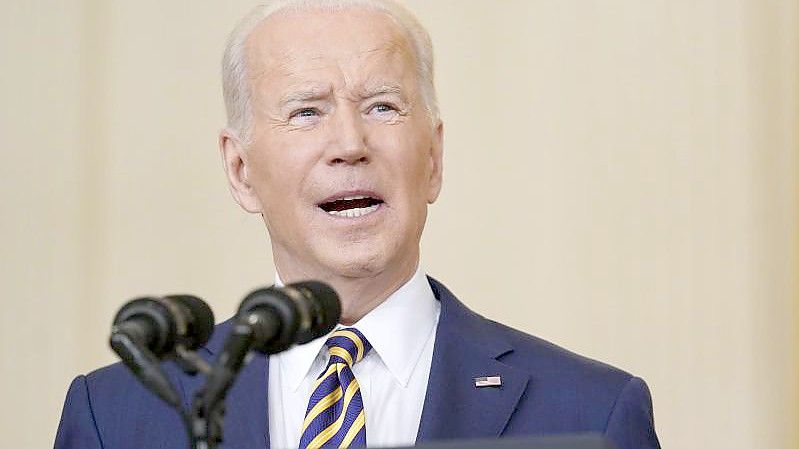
[319,245,390,279]
[332,255,386,279]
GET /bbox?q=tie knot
[324,328,372,366]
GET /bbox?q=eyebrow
[277,82,407,108]
[278,86,333,107]
[355,82,405,100]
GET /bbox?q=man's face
[224,8,443,282]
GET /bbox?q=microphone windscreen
[287,281,341,342]
[164,294,215,349]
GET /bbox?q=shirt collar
[274,266,439,390]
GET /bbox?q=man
[55,1,660,449]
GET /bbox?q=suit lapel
[416,278,530,442]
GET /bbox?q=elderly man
[55,1,660,449]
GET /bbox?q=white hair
[221,0,439,145]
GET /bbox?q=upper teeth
[340,195,369,201]
[327,203,380,218]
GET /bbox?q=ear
[426,120,444,204]
[218,129,263,213]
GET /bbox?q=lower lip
[317,203,385,221]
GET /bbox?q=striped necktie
[299,328,372,449]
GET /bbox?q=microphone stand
[110,334,199,449]
[111,282,337,449]
[173,345,228,449]
[113,317,275,449]
[189,332,251,449]
[110,335,233,449]
[183,316,269,449]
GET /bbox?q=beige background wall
[1,1,797,448]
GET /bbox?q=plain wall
[1,1,797,448]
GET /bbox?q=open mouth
[318,195,384,218]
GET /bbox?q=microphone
[111,295,216,356]
[109,295,215,408]
[198,281,340,414]
[238,281,341,354]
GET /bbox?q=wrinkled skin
[220,7,443,323]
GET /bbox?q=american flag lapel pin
[474,376,502,388]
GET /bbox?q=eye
[288,107,322,126]
[292,108,319,119]
[369,103,397,114]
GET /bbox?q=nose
[327,106,368,166]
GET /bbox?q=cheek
[245,160,301,226]
[382,147,433,223]
[394,136,433,193]
[375,122,431,169]
[247,134,322,198]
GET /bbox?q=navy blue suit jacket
[55,278,660,449]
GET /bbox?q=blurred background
[1,1,797,448]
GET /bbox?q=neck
[274,255,419,325]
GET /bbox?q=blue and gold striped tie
[299,328,372,449]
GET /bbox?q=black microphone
[238,280,341,354]
[111,295,215,356]
[110,295,215,408]
[198,281,340,414]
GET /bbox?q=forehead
[245,7,417,97]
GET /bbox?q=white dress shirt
[268,267,441,448]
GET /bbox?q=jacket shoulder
[429,277,642,432]
[485,316,634,388]
[430,276,634,389]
